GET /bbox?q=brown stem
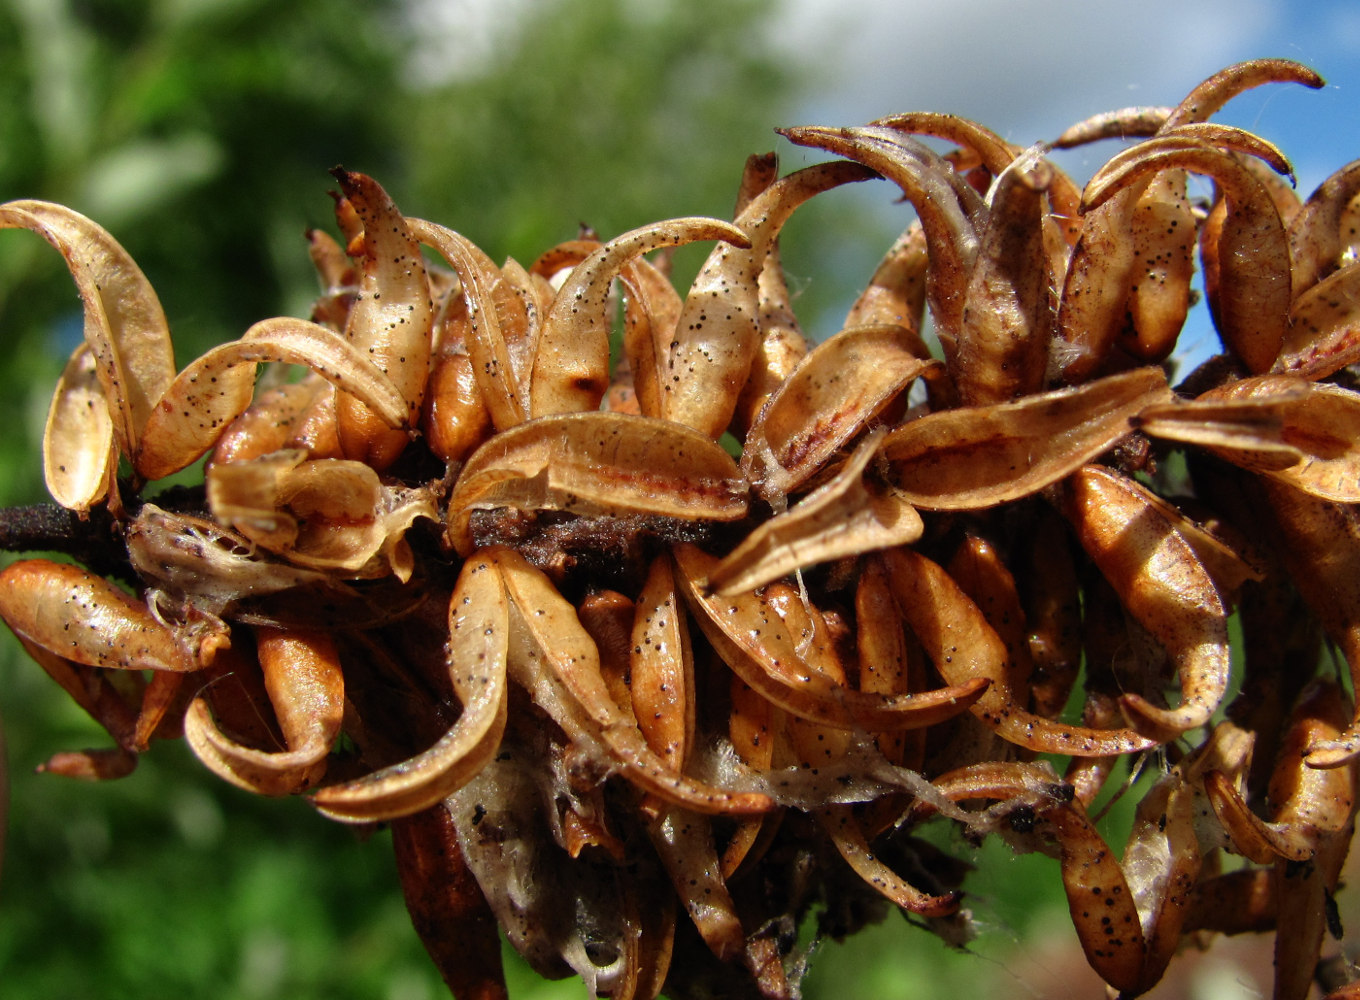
[0,502,122,566]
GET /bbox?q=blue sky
[767,0,1360,369]
[770,0,1356,184]
[414,0,1356,195]
[416,0,1357,369]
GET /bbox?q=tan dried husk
[444,411,749,554]
[44,342,116,512]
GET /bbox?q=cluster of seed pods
[5,58,1360,999]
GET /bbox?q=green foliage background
[0,2,1076,997]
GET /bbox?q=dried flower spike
[3,57,1359,1000]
